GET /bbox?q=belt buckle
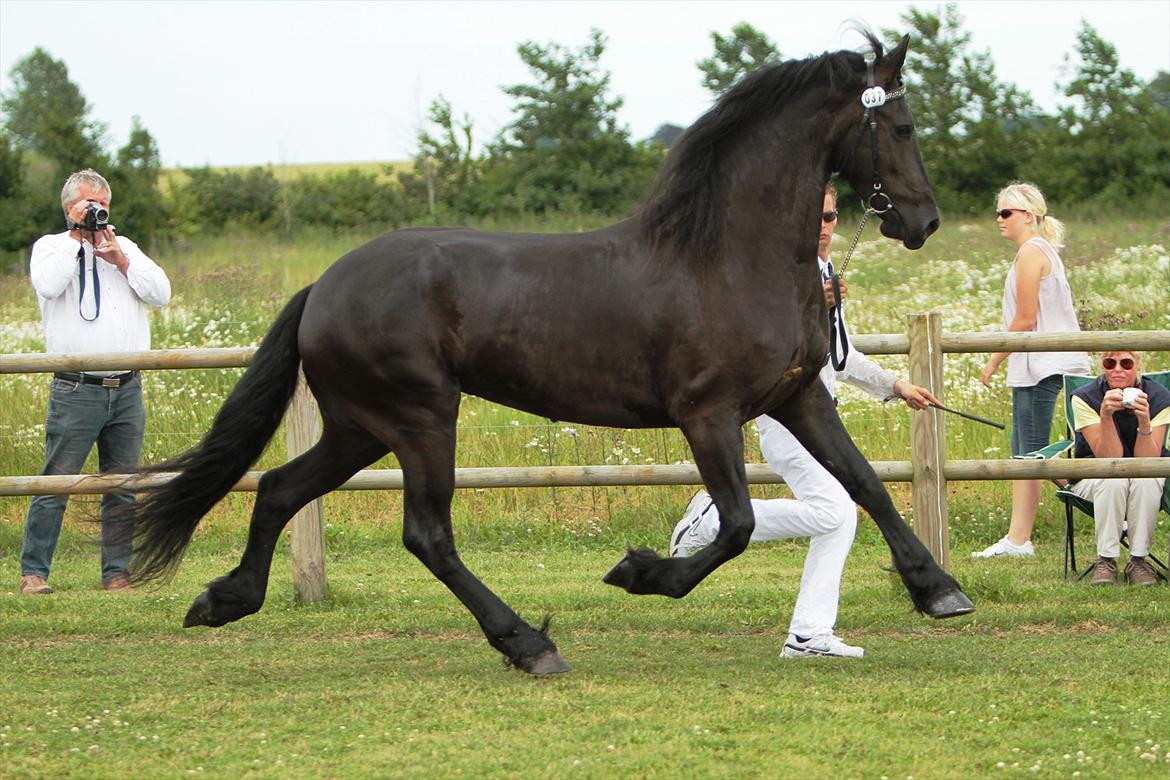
[101,376,120,388]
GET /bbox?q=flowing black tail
[127,285,313,583]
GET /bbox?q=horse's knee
[716,516,754,553]
[403,523,457,573]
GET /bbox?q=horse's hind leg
[184,424,388,628]
[396,427,569,675]
[770,384,974,618]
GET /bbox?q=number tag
[861,86,887,108]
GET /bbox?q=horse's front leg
[603,415,753,598]
[769,382,974,618]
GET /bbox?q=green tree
[169,166,281,233]
[0,132,40,258]
[885,4,1041,212]
[696,22,782,96]
[1043,23,1170,204]
[107,116,167,244]
[286,168,409,230]
[398,95,479,218]
[1146,71,1170,112]
[479,28,661,215]
[1,47,107,176]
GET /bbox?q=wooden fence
[3,320,1168,601]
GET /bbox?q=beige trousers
[1070,477,1165,558]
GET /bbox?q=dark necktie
[825,260,849,370]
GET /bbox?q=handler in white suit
[669,183,941,659]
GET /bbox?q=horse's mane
[638,31,885,261]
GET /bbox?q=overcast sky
[1,0,1168,168]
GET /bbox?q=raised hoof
[522,651,572,676]
[602,557,635,591]
[925,589,975,619]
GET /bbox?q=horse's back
[297,223,676,426]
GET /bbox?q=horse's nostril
[926,218,940,237]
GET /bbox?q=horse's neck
[721,112,836,265]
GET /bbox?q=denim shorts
[1010,373,1063,457]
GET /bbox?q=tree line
[1,4,1166,258]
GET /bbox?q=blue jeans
[21,375,145,581]
[1010,374,1063,457]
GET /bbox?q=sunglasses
[1102,357,1135,370]
[822,211,838,223]
[995,208,1028,219]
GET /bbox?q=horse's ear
[878,34,910,81]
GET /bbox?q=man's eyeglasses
[822,211,838,223]
[996,208,1027,219]
[1102,357,1135,370]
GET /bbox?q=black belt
[53,371,138,388]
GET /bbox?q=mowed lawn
[1,519,1166,779]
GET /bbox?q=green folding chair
[1020,370,1170,580]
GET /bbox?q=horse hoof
[525,651,571,676]
[183,592,213,627]
[926,589,975,619]
[602,557,635,590]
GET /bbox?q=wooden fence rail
[3,324,1168,599]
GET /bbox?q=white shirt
[1001,237,1090,387]
[817,256,899,401]
[30,231,171,372]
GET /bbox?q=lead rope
[827,205,876,371]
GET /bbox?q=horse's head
[833,35,939,250]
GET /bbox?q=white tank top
[1002,237,1091,387]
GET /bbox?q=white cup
[1121,387,1141,408]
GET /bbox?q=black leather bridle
[826,59,908,371]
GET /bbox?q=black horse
[124,33,972,675]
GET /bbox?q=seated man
[1070,350,1169,586]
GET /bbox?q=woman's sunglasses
[822,211,838,223]
[996,208,1028,219]
[1102,357,1135,370]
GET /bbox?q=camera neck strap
[77,241,101,322]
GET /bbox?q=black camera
[78,202,110,231]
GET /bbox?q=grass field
[1,529,1167,779]
[0,213,1168,777]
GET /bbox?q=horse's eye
[895,124,914,139]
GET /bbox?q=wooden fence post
[286,367,328,603]
[907,312,950,570]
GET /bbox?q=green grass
[1,523,1167,779]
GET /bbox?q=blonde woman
[975,182,1090,558]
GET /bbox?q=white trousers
[700,414,857,638]
[1070,477,1165,558]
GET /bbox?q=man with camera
[19,169,171,595]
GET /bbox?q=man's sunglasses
[822,211,838,223]
[1102,357,1135,370]
[996,208,1027,219]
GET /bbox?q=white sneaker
[669,491,716,557]
[781,633,864,659]
[971,535,1035,558]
